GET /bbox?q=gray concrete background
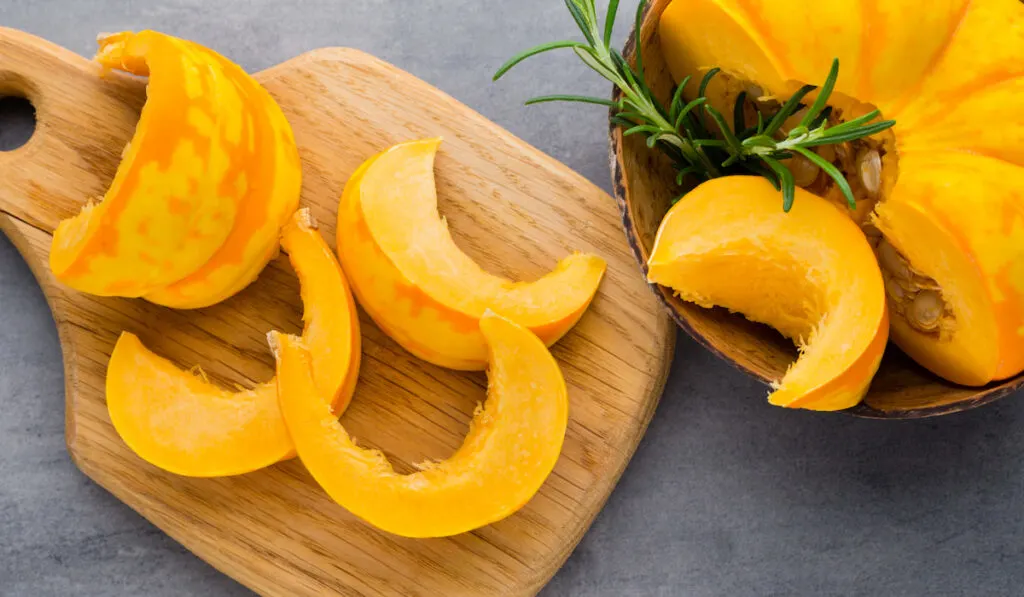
[2,1,1024,595]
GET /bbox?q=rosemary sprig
[493,0,896,212]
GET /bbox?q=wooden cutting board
[0,27,675,596]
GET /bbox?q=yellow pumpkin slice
[336,138,606,370]
[647,177,888,411]
[270,310,568,538]
[106,209,359,476]
[50,30,301,304]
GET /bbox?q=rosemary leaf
[800,58,839,128]
[698,67,720,98]
[565,0,597,46]
[802,120,895,146]
[732,91,748,137]
[634,0,647,80]
[525,94,619,106]
[763,84,815,137]
[674,97,706,130]
[810,106,833,130]
[822,110,890,137]
[603,0,621,46]
[675,165,700,185]
[697,67,720,129]
[624,124,662,136]
[742,134,777,149]
[669,75,692,121]
[762,156,796,212]
[704,105,744,156]
[493,40,585,81]
[575,46,622,85]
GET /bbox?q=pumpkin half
[658,0,1024,386]
[50,30,301,307]
[270,310,568,538]
[336,138,606,370]
[648,177,888,410]
[105,210,359,476]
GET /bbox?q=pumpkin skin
[50,30,301,307]
[658,0,1024,386]
[270,310,568,538]
[105,210,359,477]
[648,177,889,410]
[336,138,606,371]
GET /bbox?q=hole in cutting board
[0,96,36,151]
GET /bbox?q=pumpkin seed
[909,290,943,331]
[877,239,911,281]
[858,148,882,196]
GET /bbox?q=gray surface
[2,1,1024,595]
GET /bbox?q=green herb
[493,0,896,211]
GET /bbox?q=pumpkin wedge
[336,138,606,370]
[106,210,359,476]
[658,0,1024,385]
[647,177,888,410]
[51,30,301,305]
[270,310,568,538]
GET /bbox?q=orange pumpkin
[657,0,1024,387]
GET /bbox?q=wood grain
[608,0,1024,419]
[0,27,675,596]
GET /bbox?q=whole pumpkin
[658,0,1024,386]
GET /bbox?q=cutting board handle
[0,27,145,232]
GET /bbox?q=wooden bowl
[609,0,1024,418]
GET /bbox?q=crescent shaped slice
[336,138,606,370]
[270,310,568,538]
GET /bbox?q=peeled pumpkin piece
[270,310,568,538]
[105,209,359,476]
[647,177,888,411]
[336,138,606,371]
[657,0,1024,386]
[50,30,301,305]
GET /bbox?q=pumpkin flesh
[271,310,568,538]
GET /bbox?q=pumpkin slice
[270,310,568,538]
[50,31,301,304]
[647,177,888,411]
[336,138,606,370]
[106,209,359,476]
[51,31,238,297]
[873,152,1024,385]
